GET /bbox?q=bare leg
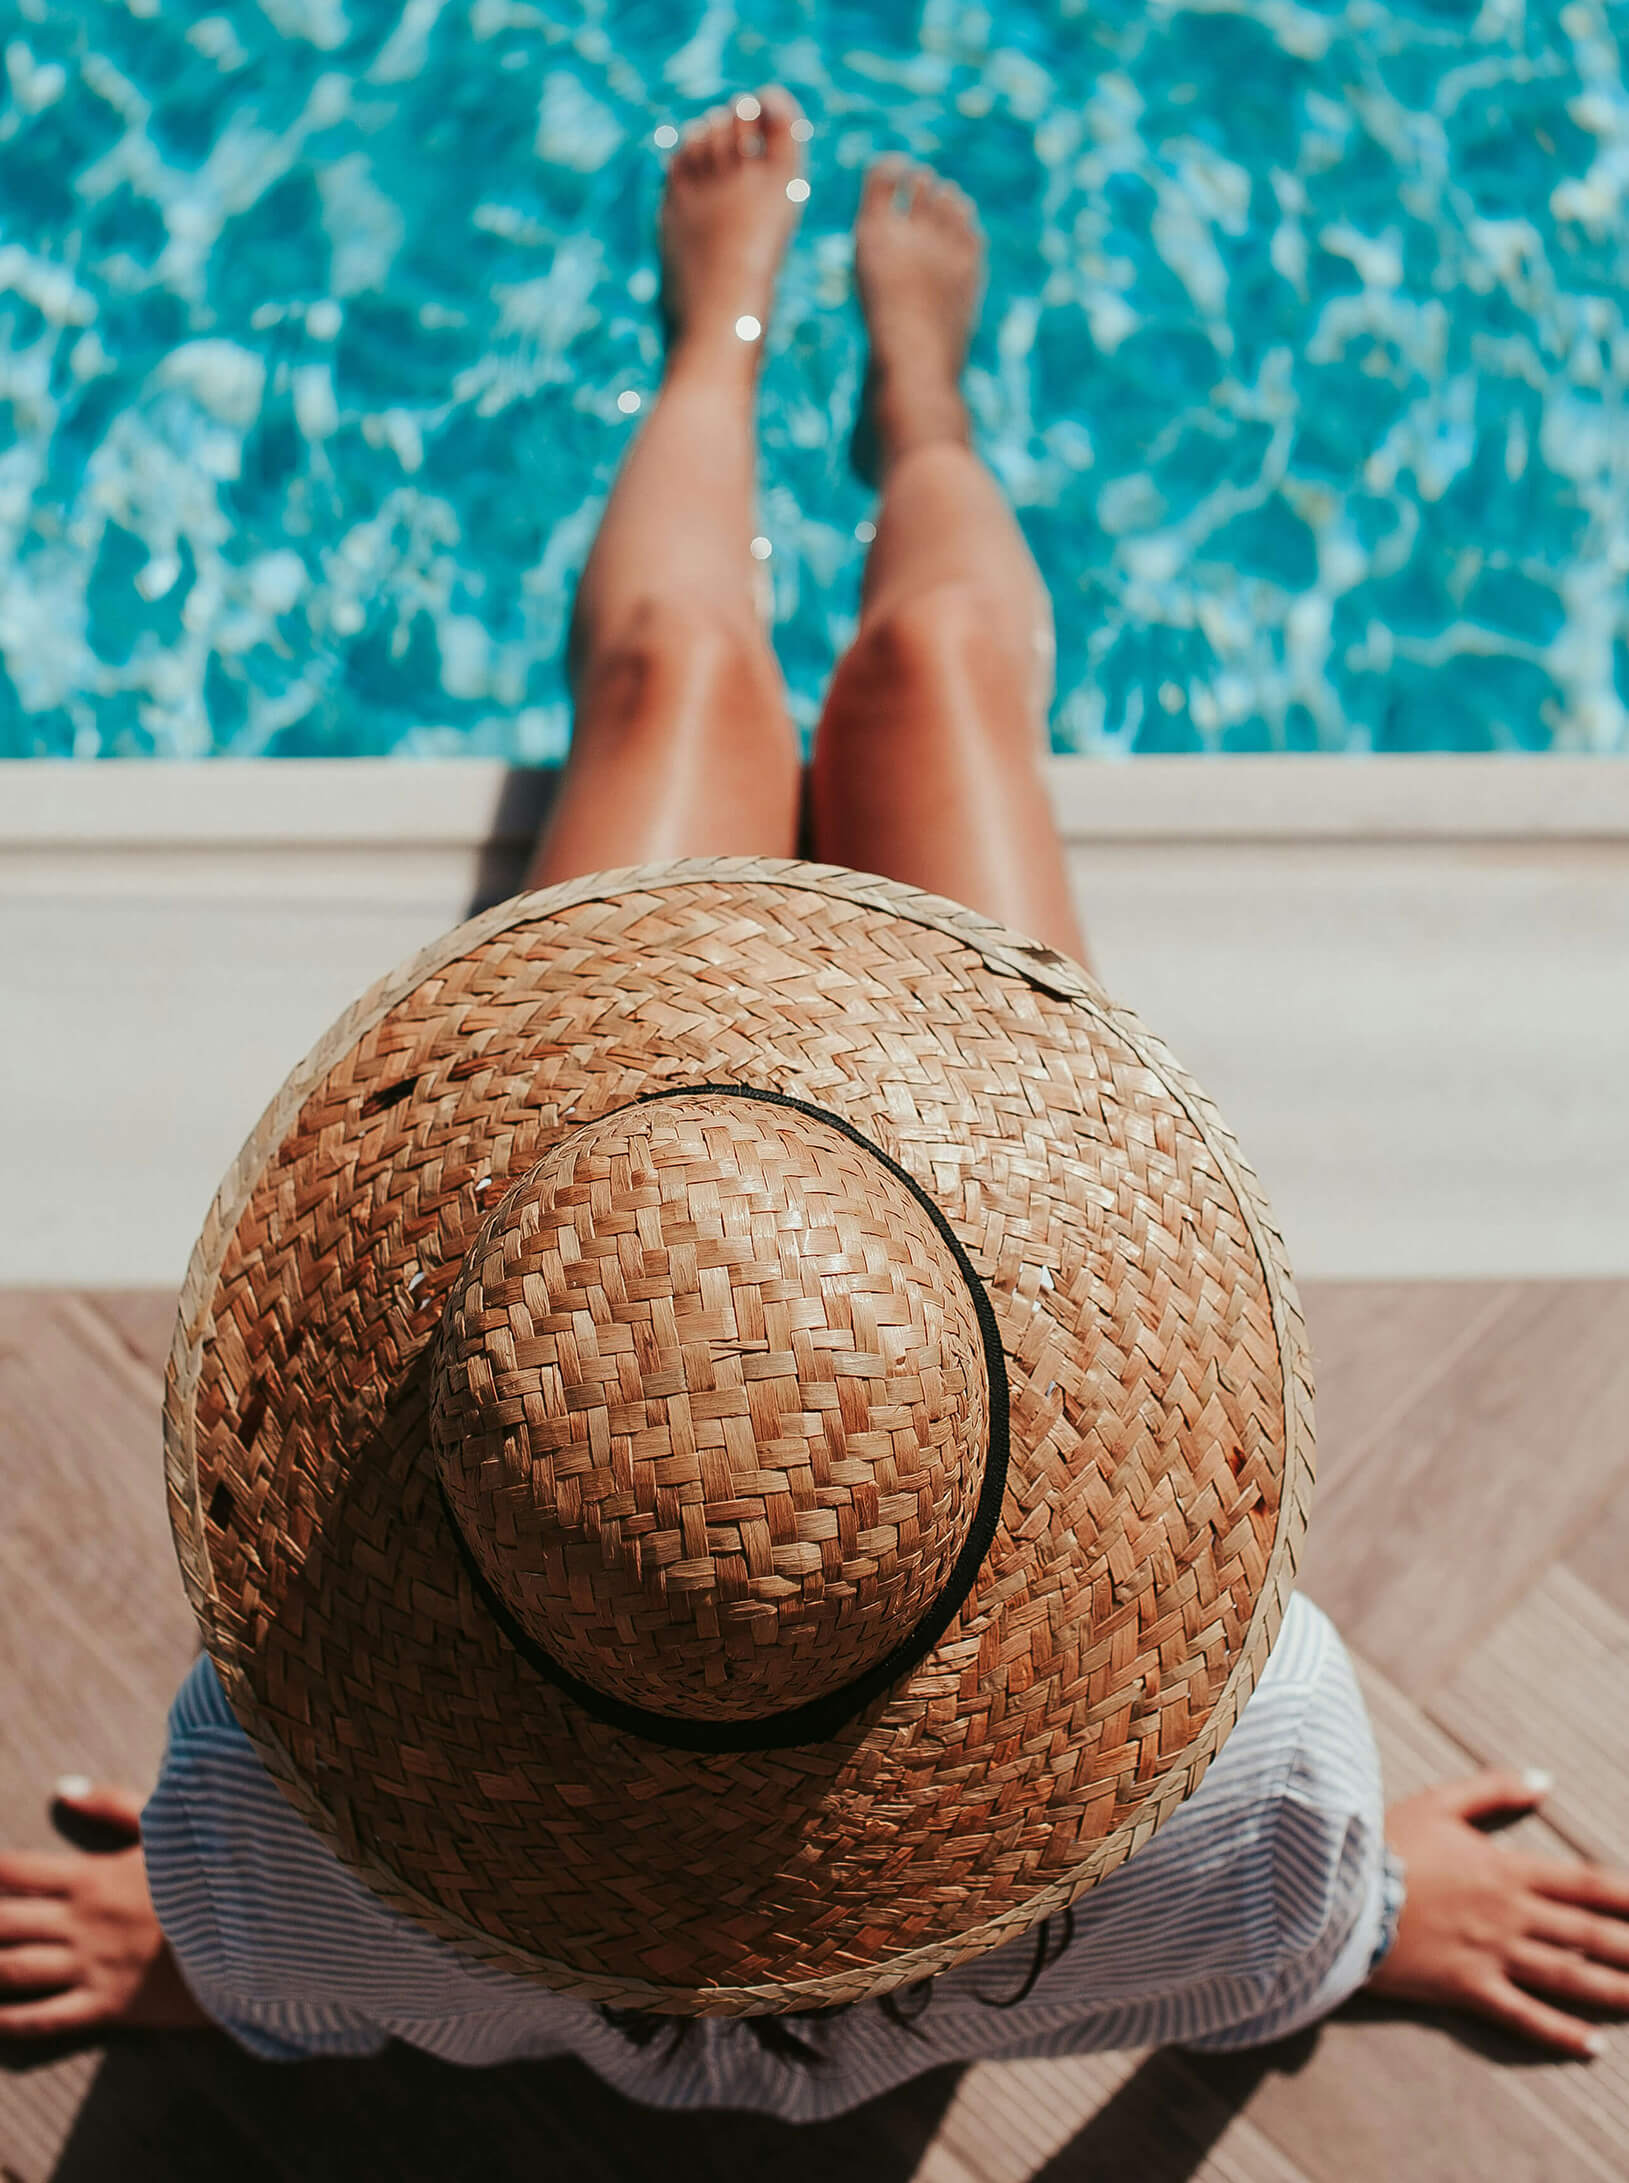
[526,91,808,890]
[810,159,1088,966]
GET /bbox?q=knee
[573,595,768,727]
[842,583,1019,711]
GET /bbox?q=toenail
[789,116,813,142]
[653,124,678,149]
[734,94,761,120]
[734,314,762,342]
[786,177,810,202]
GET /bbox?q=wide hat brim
[165,859,1313,2015]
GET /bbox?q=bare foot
[1368,1770,1629,2058]
[852,156,985,484]
[0,1781,209,2039]
[660,87,808,372]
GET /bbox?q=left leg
[526,92,808,889]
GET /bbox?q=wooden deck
[3,1281,1627,2181]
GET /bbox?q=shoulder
[145,1658,565,2018]
[932,1592,1381,2018]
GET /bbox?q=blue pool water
[1,0,1626,758]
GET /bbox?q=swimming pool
[1,0,1625,758]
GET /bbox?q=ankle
[868,365,971,475]
[664,324,767,395]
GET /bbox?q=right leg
[809,162,1089,967]
[526,93,807,890]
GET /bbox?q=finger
[0,1986,100,2040]
[0,1897,69,1944]
[1512,1940,1629,2012]
[52,1778,144,1837]
[0,1852,73,1897]
[1429,1768,1552,1823]
[1527,1860,1629,1918]
[1482,1973,1607,2060]
[1529,1900,1629,1967]
[0,1945,75,1993]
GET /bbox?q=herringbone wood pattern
[2,1282,1626,2181]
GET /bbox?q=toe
[906,165,935,215]
[933,178,979,236]
[674,115,708,176]
[755,85,806,166]
[685,107,725,175]
[862,155,910,213]
[728,97,761,163]
[703,107,734,171]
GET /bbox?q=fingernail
[1522,1767,1555,1796]
[1584,2029,1608,2058]
[54,1774,93,1802]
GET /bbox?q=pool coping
[5,753,1626,1283]
[4,753,1629,849]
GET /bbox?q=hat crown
[430,1093,991,1723]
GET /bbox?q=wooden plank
[1182,2016,1620,2183]
[80,1290,179,1380]
[0,1294,196,1710]
[0,1539,193,2182]
[1500,2043,1629,2183]
[129,2036,963,2183]
[43,2037,283,2183]
[1353,1650,1629,2181]
[1295,1280,1515,1509]
[0,1544,187,1842]
[1293,1283,1629,1693]
[914,2053,1142,2183]
[914,2050,1313,2183]
[4,1287,1626,2183]
[1355,1653,1555,1853]
[1430,1568,1629,1870]
[1174,1652,1629,2183]
[0,2048,100,2183]
[1564,1468,1629,1624]
[0,1293,196,2182]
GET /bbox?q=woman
[3,87,1625,2089]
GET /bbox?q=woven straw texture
[165,859,1314,2016]
[431,1094,992,1721]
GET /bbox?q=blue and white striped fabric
[143,1592,1400,2121]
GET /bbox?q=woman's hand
[0,1781,209,2038]
[1369,1769,1629,2058]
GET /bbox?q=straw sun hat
[164,858,1313,2017]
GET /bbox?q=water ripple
[0,0,1625,756]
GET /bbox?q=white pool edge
[3,755,1626,1286]
[4,753,1629,846]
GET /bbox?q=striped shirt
[143,1593,1402,2120]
